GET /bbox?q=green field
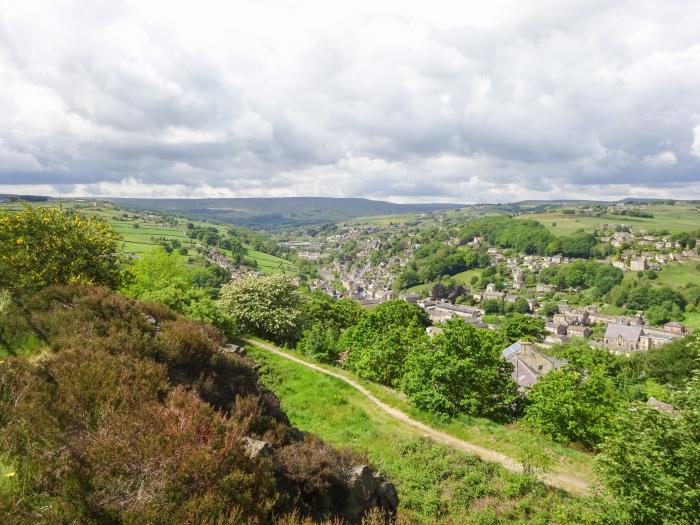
[653,261,700,289]
[343,214,417,226]
[248,345,595,523]
[405,268,483,296]
[453,268,483,285]
[520,204,700,235]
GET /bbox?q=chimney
[519,341,534,356]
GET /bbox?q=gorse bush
[0,205,128,296]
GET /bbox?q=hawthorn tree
[217,274,304,344]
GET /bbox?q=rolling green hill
[110,197,463,227]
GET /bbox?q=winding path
[244,338,592,495]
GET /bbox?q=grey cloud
[0,0,699,201]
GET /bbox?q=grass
[405,269,484,296]
[343,214,416,226]
[652,261,700,289]
[0,334,43,359]
[452,268,483,286]
[682,312,700,331]
[245,342,596,485]
[520,204,700,235]
[0,457,19,496]
[248,345,596,523]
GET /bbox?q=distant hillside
[109,197,463,228]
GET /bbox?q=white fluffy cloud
[1,0,700,201]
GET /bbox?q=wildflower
[5,471,16,478]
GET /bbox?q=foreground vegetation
[249,346,599,524]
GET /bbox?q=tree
[0,204,127,296]
[539,301,559,317]
[548,339,622,377]
[523,369,621,449]
[298,322,339,363]
[626,334,700,389]
[400,319,519,420]
[499,314,546,344]
[481,299,504,314]
[217,274,304,344]
[122,249,237,338]
[339,300,430,386]
[301,292,362,331]
[597,375,700,525]
[505,297,530,314]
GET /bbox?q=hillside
[0,285,397,523]
[109,197,463,227]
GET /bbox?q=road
[244,338,592,495]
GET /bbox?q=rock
[377,481,399,516]
[241,437,272,459]
[143,314,160,333]
[341,465,398,523]
[647,397,676,414]
[220,344,246,356]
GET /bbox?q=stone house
[604,324,643,354]
[501,341,568,389]
[545,322,567,336]
[566,325,592,338]
[630,257,648,271]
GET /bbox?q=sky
[1,0,700,203]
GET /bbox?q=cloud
[692,124,700,159]
[642,151,677,168]
[1,0,700,201]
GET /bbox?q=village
[272,218,699,391]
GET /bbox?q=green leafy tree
[0,204,127,296]
[401,319,520,420]
[217,274,304,344]
[339,300,429,386]
[548,339,622,376]
[301,292,362,331]
[297,322,339,363]
[626,334,700,389]
[597,374,700,525]
[122,249,237,338]
[523,369,621,449]
[499,314,546,344]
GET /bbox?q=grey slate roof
[604,324,642,342]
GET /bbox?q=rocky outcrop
[342,465,399,523]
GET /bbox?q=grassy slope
[653,261,700,289]
[520,204,700,235]
[405,268,483,296]
[248,345,595,523]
